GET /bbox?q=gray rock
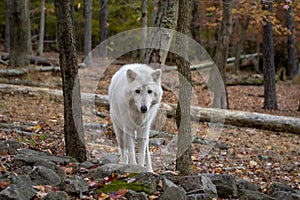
[0,140,22,155]
[135,173,159,195]
[215,142,229,150]
[126,190,148,200]
[205,174,238,198]
[270,183,296,194]
[271,191,293,200]
[89,158,102,165]
[159,178,186,200]
[239,189,273,200]
[40,191,68,200]
[30,166,61,186]
[34,160,56,170]
[166,175,217,199]
[149,138,166,146]
[237,180,259,191]
[63,175,89,195]
[200,175,218,199]
[80,160,97,169]
[186,193,212,200]
[102,153,119,164]
[0,175,36,200]
[14,166,32,175]
[88,164,146,179]
[13,149,72,167]
[34,160,67,180]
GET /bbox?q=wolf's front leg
[137,127,152,172]
[145,144,153,172]
[114,125,128,164]
[126,132,137,165]
[137,137,147,167]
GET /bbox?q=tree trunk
[286,4,298,79]
[262,0,277,109]
[37,0,45,56]
[4,0,11,52]
[55,0,87,162]
[139,0,148,62]
[191,0,200,43]
[234,16,250,74]
[9,0,32,67]
[100,0,108,58]
[175,0,192,175]
[143,0,178,65]
[212,0,233,109]
[84,0,92,57]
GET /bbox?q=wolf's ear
[151,69,161,83]
[127,69,138,82]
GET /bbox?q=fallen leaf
[0,180,10,189]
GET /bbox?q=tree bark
[212,0,233,109]
[84,0,92,57]
[262,0,277,109]
[175,0,192,175]
[234,16,250,74]
[191,0,200,43]
[37,0,45,56]
[4,0,11,52]
[286,4,298,79]
[143,0,178,65]
[9,0,32,67]
[55,0,87,162]
[139,0,148,62]
[100,0,108,58]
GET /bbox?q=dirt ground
[0,60,299,192]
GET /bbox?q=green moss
[97,179,148,194]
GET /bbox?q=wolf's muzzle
[140,106,148,113]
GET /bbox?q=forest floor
[0,57,299,194]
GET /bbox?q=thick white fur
[108,64,162,172]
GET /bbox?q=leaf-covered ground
[0,61,299,194]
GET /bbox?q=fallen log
[0,83,299,134]
[0,78,61,88]
[1,53,55,66]
[227,75,264,86]
[0,66,61,78]
[0,69,27,77]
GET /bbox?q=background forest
[0,0,299,70]
[0,0,299,199]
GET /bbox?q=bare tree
[4,0,11,52]
[37,0,45,55]
[286,3,298,79]
[84,0,93,56]
[100,0,108,57]
[139,0,148,62]
[143,0,178,64]
[175,0,192,175]
[234,16,250,74]
[191,0,201,43]
[212,0,233,109]
[9,0,32,67]
[262,0,277,109]
[55,0,87,162]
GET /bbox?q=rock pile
[0,140,299,200]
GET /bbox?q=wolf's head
[126,68,162,114]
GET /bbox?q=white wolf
[108,64,162,172]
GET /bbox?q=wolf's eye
[147,90,152,94]
[135,89,141,94]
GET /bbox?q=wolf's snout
[140,106,148,113]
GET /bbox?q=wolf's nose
[140,106,147,113]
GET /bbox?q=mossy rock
[96,179,148,194]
